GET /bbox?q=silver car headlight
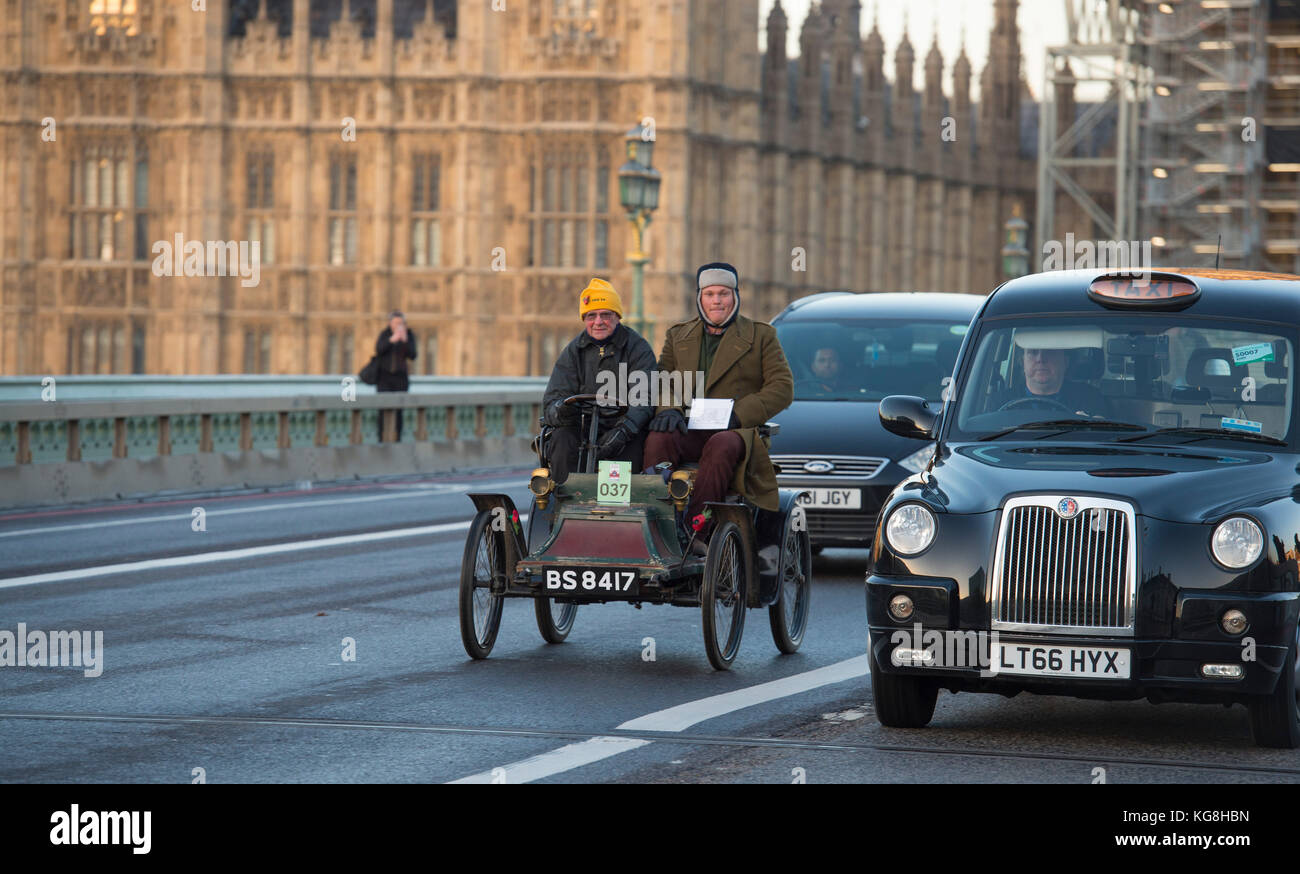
[885,503,936,556]
[897,446,935,474]
[1211,516,1263,569]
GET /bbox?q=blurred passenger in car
[809,347,844,391]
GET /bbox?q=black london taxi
[867,268,1300,748]
[769,292,983,550]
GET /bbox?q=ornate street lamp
[1002,202,1030,279]
[618,122,661,340]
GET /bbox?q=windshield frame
[938,312,1300,450]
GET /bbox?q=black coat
[376,327,416,391]
[542,324,657,434]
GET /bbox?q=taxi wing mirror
[879,395,938,441]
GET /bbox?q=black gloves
[597,423,634,459]
[544,400,576,428]
[649,409,688,434]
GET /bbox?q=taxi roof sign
[1087,272,1200,308]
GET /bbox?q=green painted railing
[0,390,543,468]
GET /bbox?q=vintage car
[868,268,1300,748]
[769,292,983,550]
[460,394,812,670]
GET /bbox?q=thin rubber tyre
[459,511,505,660]
[535,597,578,644]
[701,521,748,670]
[769,523,811,654]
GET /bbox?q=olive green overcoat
[655,314,794,510]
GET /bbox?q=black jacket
[376,327,417,391]
[542,324,657,434]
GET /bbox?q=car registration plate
[795,488,861,509]
[542,566,639,596]
[994,643,1130,679]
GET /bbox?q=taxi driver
[1012,344,1106,415]
[1023,347,1067,396]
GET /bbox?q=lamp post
[617,122,661,342]
[1002,202,1030,280]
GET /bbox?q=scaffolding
[1036,0,1148,264]
[1139,0,1270,269]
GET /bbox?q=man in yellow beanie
[541,278,657,483]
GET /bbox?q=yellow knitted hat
[579,278,623,319]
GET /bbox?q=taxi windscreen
[951,316,1296,445]
[776,319,970,402]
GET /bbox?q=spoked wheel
[535,597,578,644]
[769,522,811,654]
[1248,620,1300,748]
[458,511,505,660]
[701,521,749,670]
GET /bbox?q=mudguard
[467,493,529,576]
[753,489,809,608]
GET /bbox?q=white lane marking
[448,738,652,784]
[617,656,870,732]
[0,479,525,539]
[448,654,871,784]
[0,520,470,591]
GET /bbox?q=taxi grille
[770,454,888,479]
[991,498,1135,636]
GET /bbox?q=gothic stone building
[0,0,1055,377]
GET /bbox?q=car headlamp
[668,470,693,512]
[885,503,937,556]
[529,468,555,510]
[1211,516,1263,569]
[897,445,935,475]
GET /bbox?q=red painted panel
[546,520,649,560]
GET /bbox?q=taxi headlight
[1211,516,1263,569]
[897,446,935,474]
[885,503,936,556]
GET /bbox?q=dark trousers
[548,426,645,483]
[376,376,408,442]
[642,429,745,520]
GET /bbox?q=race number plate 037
[597,460,631,506]
[543,566,639,596]
[995,643,1130,679]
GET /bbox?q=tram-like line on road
[2,710,1296,779]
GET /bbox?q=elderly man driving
[642,262,794,549]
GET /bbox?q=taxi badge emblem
[1057,497,1079,518]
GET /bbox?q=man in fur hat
[643,262,793,545]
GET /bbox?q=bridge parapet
[0,389,544,510]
